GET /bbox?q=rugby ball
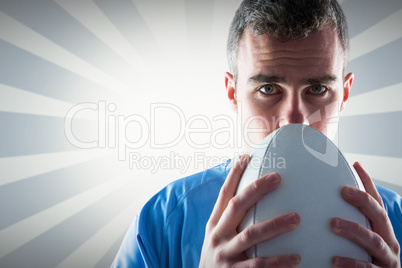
[236,124,371,267]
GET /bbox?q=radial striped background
[1,0,401,267]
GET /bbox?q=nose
[277,94,309,128]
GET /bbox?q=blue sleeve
[109,160,236,267]
[110,178,190,268]
[376,184,402,263]
[111,190,172,268]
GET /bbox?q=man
[112,0,402,267]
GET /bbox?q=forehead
[237,26,345,80]
[242,26,339,53]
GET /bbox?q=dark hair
[227,0,349,82]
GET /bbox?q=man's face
[225,26,354,154]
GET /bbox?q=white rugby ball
[236,124,371,267]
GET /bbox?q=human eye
[308,84,328,95]
[258,84,279,95]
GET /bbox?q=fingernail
[333,257,346,266]
[354,161,361,167]
[264,173,279,183]
[239,154,250,168]
[346,186,357,196]
[284,213,298,225]
[335,218,348,229]
[241,154,248,161]
[288,254,301,265]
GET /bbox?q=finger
[332,256,381,268]
[208,154,250,227]
[224,212,300,256]
[331,218,397,265]
[232,254,301,268]
[353,162,384,207]
[341,186,397,248]
[216,172,281,234]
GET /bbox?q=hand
[331,162,401,267]
[199,154,301,268]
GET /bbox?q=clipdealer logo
[128,152,233,174]
[64,100,341,170]
[64,101,245,161]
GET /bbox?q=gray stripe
[347,37,402,96]
[0,40,114,103]
[94,0,162,61]
[0,154,116,230]
[0,112,96,157]
[95,232,126,268]
[0,186,133,268]
[0,0,137,85]
[339,111,402,158]
[342,0,402,38]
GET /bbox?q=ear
[340,72,354,113]
[225,72,237,111]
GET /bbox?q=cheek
[241,100,265,127]
[308,99,341,140]
[246,107,281,134]
[238,97,279,151]
[241,97,276,126]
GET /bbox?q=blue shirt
[112,160,402,267]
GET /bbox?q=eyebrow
[247,74,337,85]
[303,75,337,85]
[247,74,286,84]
